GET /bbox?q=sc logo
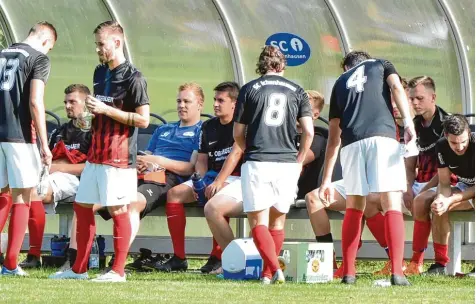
[265,33,311,67]
[269,38,304,52]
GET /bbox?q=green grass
[0,259,473,303]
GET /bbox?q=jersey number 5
[264,93,287,127]
[0,58,19,91]
[346,65,367,93]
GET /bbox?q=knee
[107,205,127,216]
[166,188,181,203]
[204,200,221,219]
[413,195,431,221]
[305,190,325,211]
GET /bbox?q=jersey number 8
[346,65,367,93]
[0,58,19,91]
[264,93,287,127]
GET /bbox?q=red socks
[342,208,363,277]
[72,203,96,274]
[385,211,405,276]
[111,212,131,276]
[0,193,12,254]
[366,212,387,249]
[252,225,280,276]
[210,217,229,260]
[411,220,431,264]
[28,201,45,258]
[166,203,186,259]
[434,243,449,266]
[4,204,29,270]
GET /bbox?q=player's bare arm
[195,152,208,179]
[85,95,150,128]
[296,116,314,164]
[233,122,246,151]
[205,142,243,199]
[403,155,417,209]
[139,150,198,177]
[49,163,86,176]
[431,167,454,215]
[318,118,342,205]
[387,74,416,144]
[420,173,439,193]
[30,79,52,166]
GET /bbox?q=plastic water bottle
[89,236,100,269]
[191,172,207,205]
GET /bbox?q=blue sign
[265,33,311,67]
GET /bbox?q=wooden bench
[49,199,474,275]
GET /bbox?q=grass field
[0,258,474,303]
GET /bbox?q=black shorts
[96,172,183,221]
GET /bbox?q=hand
[205,181,224,200]
[404,124,417,145]
[136,156,148,174]
[318,182,334,207]
[402,190,414,212]
[86,95,109,115]
[40,146,52,168]
[431,194,451,216]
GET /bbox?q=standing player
[50,21,150,282]
[152,82,240,273]
[0,22,57,276]
[204,89,324,279]
[233,45,314,284]
[425,115,474,274]
[318,51,415,285]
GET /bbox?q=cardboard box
[279,242,333,283]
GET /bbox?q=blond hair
[408,76,435,92]
[178,82,205,103]
[306,90,325,112]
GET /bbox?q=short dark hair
[256,45,286,76]
[442,114,470,136]
[29,21,57,41]
[214,81,240,101]
[64,84,91,96]
[93,21,124,36]
[408,76,436,93]
[341,51,371,70]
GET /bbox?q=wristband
[403,117,413,128]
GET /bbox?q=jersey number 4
[346,65,367,93]
[264,93,287,127]
[0,58,19,91]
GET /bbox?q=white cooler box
[279,242,333,283]
[222,238,262,280]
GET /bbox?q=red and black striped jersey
[49,120,91,164]
[0,43,50,143]
[88,61,149,168]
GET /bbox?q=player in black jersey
[152,82,241,273]
[234,46,314,284]
[404,76,455,275]
[320,51,415,285]
[204,89,324,279]
[422,115,474,275]
[18,84,92,270]
[0,22,57,276]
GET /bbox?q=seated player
[0,84,92,269]
[419,114,474,275]
[55,83,204,273]
[204,90,326,279]
[145,82,241,273]
[404,76,456,275]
